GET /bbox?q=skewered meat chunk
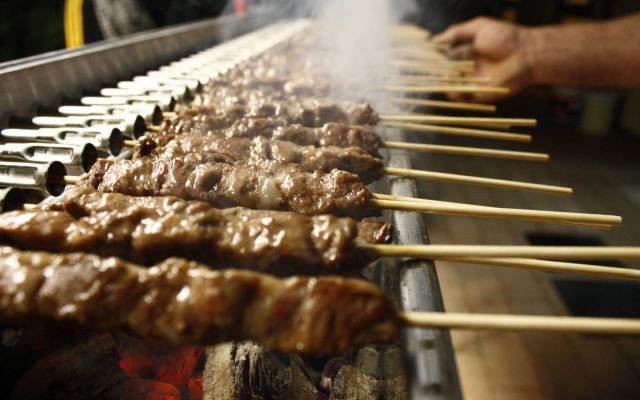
[82,158,374,216]
[158,113,383,156]
[0,246,399,354]
[171,94,380,129]
[0,186,391,274]
[272,123,382,156]
[133,135,384,183]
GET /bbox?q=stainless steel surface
[58,104,163,124]
[0,160,67,196]
[80,95,176,111]
[1,127,124,156]
[32,114,146,139]
[0,142,96,174]
[0,8,274,122]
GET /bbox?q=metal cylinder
[32,114,146,139]
[0,161,67,196]
[0,187,27,212]
[0,142,97,174]
[81,95,176,111]
[58,104,163,125]
[1,127,124,156]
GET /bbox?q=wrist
[521,27,546,85]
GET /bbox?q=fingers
[447,57,530,104]
[432,17,495,45]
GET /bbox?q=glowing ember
[154,346,204,387]
[123,378,180,400]
[118,338,205,400]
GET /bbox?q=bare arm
[528,14,640,87]
[433,14,640,101]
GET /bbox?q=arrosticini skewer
[79,156,617,228]
[32,114,147,139]
[58,104,163,125]
[129,137,566,198]
[2,246,640,356]
[1,127,124,156]
[0,188,633,280]
[0,161,70,196]
[0,142,97,174]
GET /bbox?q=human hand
[433,17,536,102]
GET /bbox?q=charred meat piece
[168,96,379,129]
[272,123,383,156]
[158,114,383,156]
[133,135,384,183]
[81,158,374,216]
[0,186,391,274]
[0,246,399,354]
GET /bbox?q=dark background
[4,0,640,64]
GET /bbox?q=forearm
[527,14,640,87]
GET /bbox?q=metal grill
[0,11,460,399]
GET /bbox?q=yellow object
[64,0,85,48]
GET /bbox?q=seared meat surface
[0,186,391,274]
[159,111,382,156]
[81,158,374,216]
[133,135,383,183]
[0,246,399,354]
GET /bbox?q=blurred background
[3,0,640,138]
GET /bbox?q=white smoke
[254,0,420,110]
[309,0,419,110]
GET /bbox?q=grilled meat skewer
[134,134,384,183]
[159,111,383,156]
[0,186,391,275]
[82,158,375,216]
[0,246,399,354]
[201,90,380,126]
[162,107,384,156]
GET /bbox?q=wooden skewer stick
[148,125,162,132]
[63,175,81,185]
[124,139,136,147]
[387,97,496,113]
[163,111,176,118]
[373,194,612,229]
[387,77,490,86]
[393,49,453,60]
[370,198,620,227]
[381,85,510,95]
[391,62,476,71]
[391,40,450,48]
[399,312,640,335]
[381,121,530,142]
[384,141,548,162]
[393,64,476,75]
[381,114,537,128]
[364,243,640,261]
[442,257,637,280]
[384,166,572,196]
[396,74,490,83]
[391,59,474,68]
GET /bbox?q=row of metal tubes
[0,20,307,197]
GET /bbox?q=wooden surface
[411,124,640,399]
